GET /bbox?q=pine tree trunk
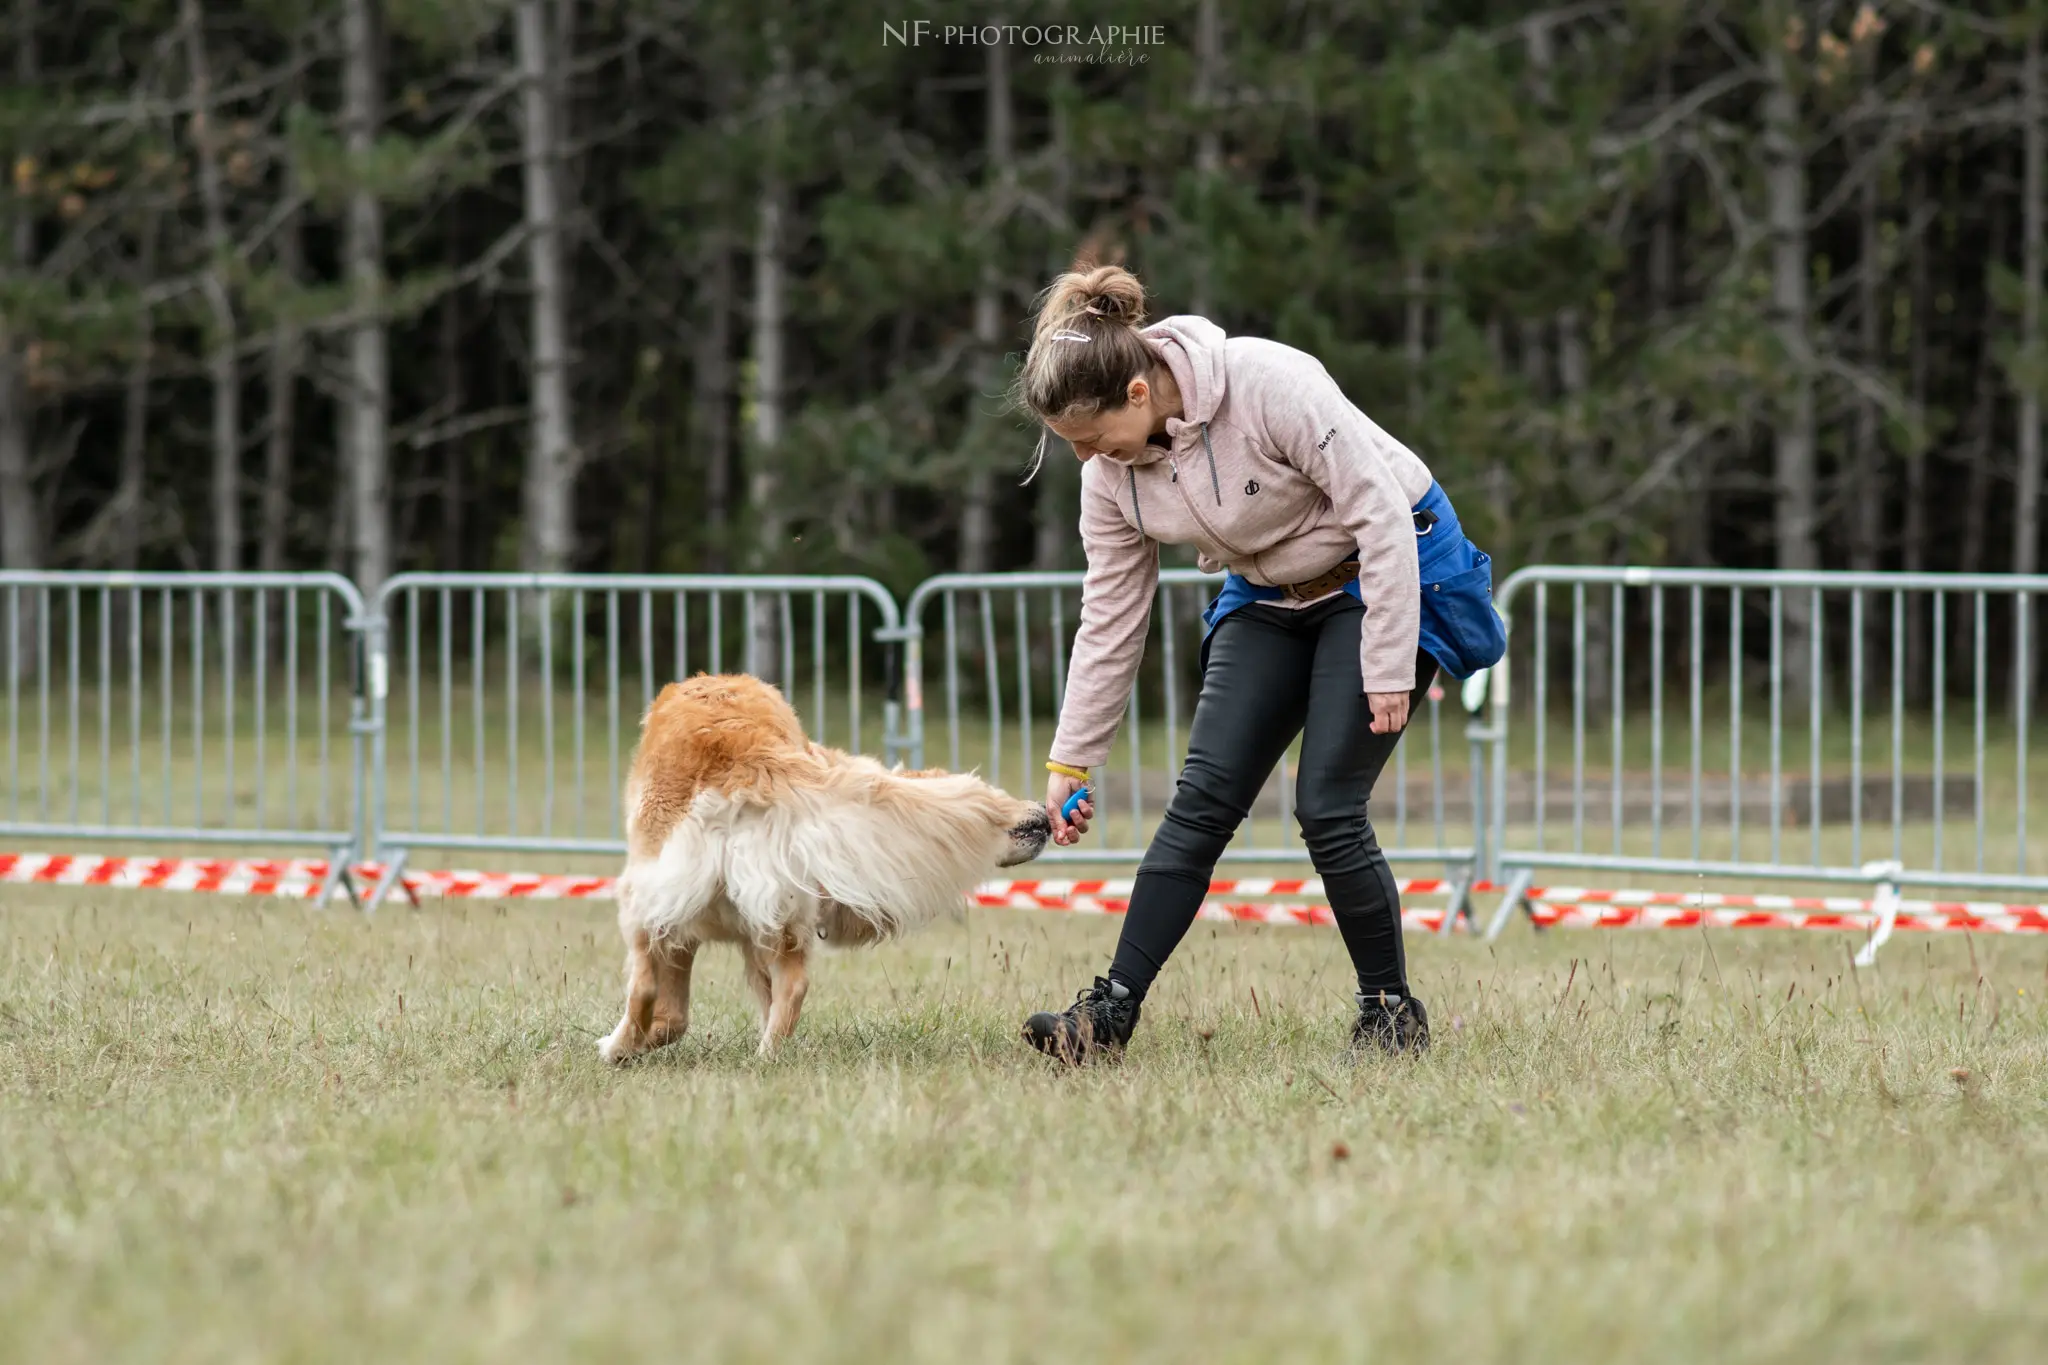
[1763,49,1818,701]
[112,233,152,652]
[1851,153,1883,576]
[1296,10,1321,313]
[959,275,1001,574]
[180,0,241,573]
[0,343,32,678]
[1904,145,1931,699]
[959,22,1012,576]
[439,284,466,572]
[1484,306,1509,549]
[325,452,350,574]
[1483,311,1513,548]
[516,0,575,575]
[1188,0,1221,317]
[1852,135,1886,690]
[259,199,302,581]
[1032,57,1076,573]
[748,52,789,683]
[116,323,151,572]
[1032,449,1078,573]
[1559,304,1610,700]
[1649,58,1683,562]
[342,0,391,597]
[2015,28,2044,714]
[1,0,43,667]
[693,235,734,573]
[1649,61,1676,322]
[1957,333,2000,669]
[1405,256,1427,424]
[1519,18,1554,401]
[1959,252,2003,579]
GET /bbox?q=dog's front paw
[598,1024,636,1065]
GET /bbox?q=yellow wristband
[1045,760,1091,781]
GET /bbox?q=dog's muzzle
[1001,806,1053,866]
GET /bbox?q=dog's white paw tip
[598,1032,629,1065]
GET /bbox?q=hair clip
[1050,329,1092,343]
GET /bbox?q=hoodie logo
[1245,479,1260,495]
[1317,427,1337,451]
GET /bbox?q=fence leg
[1853,862,1905,968]
[1436,865,1474,936]
[365,847,411,915]
[316,843,361,911]
[1482,866,1537,942]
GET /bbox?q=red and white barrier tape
[969,889,1447,931]
[977,878,2048,920]
[5,852,2047,934]
[0,851,338,897]
[972,877,1465,906]
[0,852,617,901]
[1528,902,2048,935]
[1505,884,2023,913]
[0,856,1468,906]
[984,876,1336,899]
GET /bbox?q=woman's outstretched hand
[1367,691,1412,735]
[1046,772,1093,845]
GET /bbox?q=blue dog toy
[1060,785,1092,822]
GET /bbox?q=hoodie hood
[1088,314,1230,470]
[1145,314,1229,432]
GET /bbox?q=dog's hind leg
[646,934,696,1049]
[756,936,810,1056]
[603,851,717,1064]
[601,926,698,1065]
[599,926,662,1064]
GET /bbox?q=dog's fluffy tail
[621,750,1026,947]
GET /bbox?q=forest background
[2,0,2042,642]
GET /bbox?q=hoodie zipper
[1170,421,1249,560]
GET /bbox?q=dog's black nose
[1011,806,1052,842]
[1001,807,1053,866]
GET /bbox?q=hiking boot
[1023,976,1140,1063]
[1352,989,1430,1056]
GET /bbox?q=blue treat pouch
[1197,481,1506,683]
[1411,483,1508,681]
[1061,786,1092,822]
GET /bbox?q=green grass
[3,885,2047,1362]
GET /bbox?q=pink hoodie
[1047,315,1434,770]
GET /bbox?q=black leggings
[1107,594,1438,1001]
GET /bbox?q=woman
[1014,264,1505,1063]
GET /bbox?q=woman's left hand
[1366,691,1410,735]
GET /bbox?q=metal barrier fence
[901,570,1487,920]
[11,564,2044,960]
[0,571,372,904]
[1482,567,2048,961]
[362,573,904,908]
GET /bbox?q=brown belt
[1279,560,1360,601]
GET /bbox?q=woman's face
[1044,376,1165,464]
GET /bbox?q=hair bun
[1063,265,1146,328]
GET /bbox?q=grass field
[4,884,2046,1363]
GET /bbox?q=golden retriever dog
[598,673,1051,1062]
